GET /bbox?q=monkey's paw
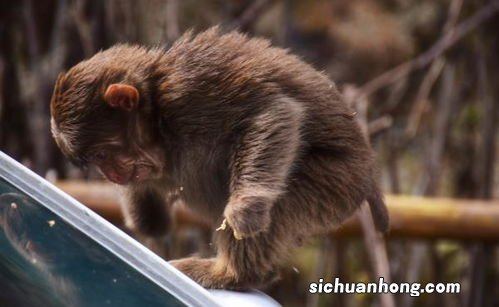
[222,196,272,240]
[170,257,240,289]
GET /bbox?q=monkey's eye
[91,151,108,161]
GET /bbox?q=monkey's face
[51,112,165,185]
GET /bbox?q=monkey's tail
[366,183,390,233]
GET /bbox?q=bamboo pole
[55,180,211,229]
[55,180,499,241]
[336,195,499,241]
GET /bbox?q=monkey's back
[158,28,359,148]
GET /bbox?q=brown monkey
[50,27,388,290]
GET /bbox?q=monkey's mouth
[100,163,156,185]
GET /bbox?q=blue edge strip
[0,151,221,307]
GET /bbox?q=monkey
[50,27,388,290]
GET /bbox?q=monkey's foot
[170,257,242,289]
[170,257,279,290]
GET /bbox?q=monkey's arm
[223,96,304,239]
[121,184,173,238]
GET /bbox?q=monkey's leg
[306,114,388,231]
[122,185,174,256]
[170,221,288,290]
[223,96,304,238]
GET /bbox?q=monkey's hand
[222,196,272,240]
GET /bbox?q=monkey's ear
[104,84,139,111]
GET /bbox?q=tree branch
[227,0,274,32]
[356,0,499,102]
[343,85,395,307]
[22,0,41,63]
[72,0,95,57]
[369,115,393,136]
[405,0,462,137]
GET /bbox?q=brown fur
[50,27,388,290]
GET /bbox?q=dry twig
[405,0,463,138]
[368,116,393,136]
[72,0,95,57]
[343,85,395,307]
[228,0,274,32]
[467,35,498,307]
[401,64,456,307]
[17,0,69,174]
[355,0,499,103]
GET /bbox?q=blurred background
[0,0,498,306]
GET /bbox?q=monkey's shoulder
[165,28,326,85]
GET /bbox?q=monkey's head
[50,46,165,185]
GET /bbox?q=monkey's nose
[132,165,152,183]
[107,170,132,185]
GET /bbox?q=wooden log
[335,195,499,241]
[55,181,499,241]
[55,180,211,229]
